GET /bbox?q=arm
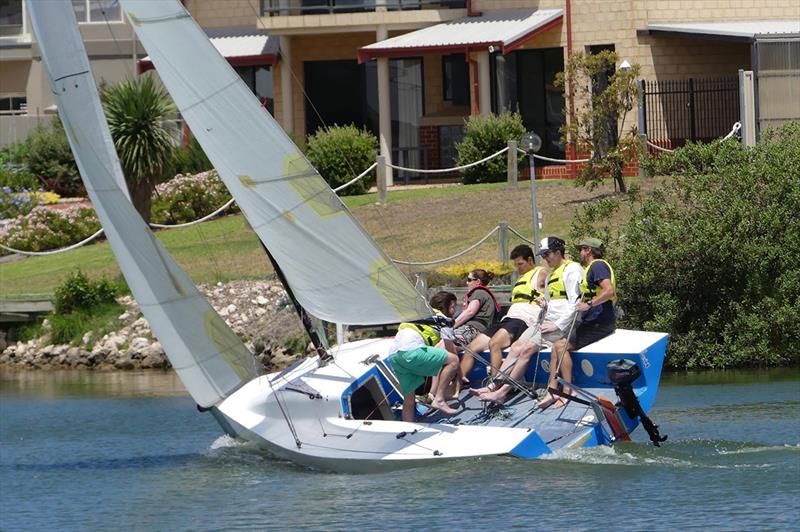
[454,299,480,328]
[551,263,583,332]
[576,278,615,311]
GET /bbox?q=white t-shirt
[504,302,544,327]
[390,324,454,354]
[545,260,583,332]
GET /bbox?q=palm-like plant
[102,75,176,222]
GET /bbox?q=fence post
[638,79,647,176]
[376,155,387,205]
[414,271,429,295]
[506,140,518,188]
[738,69,756,146]
[498,222,508,263]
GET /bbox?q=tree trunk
[129,176,153,224]
[613,158,627,193]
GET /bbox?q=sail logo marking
[284,154,344,220]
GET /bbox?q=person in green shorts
[388,291,460,422]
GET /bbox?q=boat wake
[541,439,799,470]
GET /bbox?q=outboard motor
[607,359,668,447]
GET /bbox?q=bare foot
[469,382,495,396]
[430,398,459,415]
[537,392,557,410]
[478,388,508,404]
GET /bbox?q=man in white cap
[472,236,583,405]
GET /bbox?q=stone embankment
[0,280,307,371]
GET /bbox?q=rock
[132,317,149,331]
[82,331,94,346]
[118,311,131,321]
[255,295,269,305]
[130,337,151,352]
[114,353,135,370]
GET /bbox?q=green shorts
[388,346,449,395]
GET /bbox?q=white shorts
[516,322,564,349]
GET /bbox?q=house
[2,0,798,180]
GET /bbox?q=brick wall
[185,0,256,28]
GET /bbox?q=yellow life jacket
[580,259,617,304]
[397,310,444,346]
[546,260,574,300]
[511,266,545,303]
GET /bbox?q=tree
[569,123,800,369]
[102,75,176,222]
[556,50,640,192]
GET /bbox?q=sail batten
[119,0,431,326]
[26,0,258,408]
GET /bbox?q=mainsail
[119,0,431,326]
[26,0,258,408]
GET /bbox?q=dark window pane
[0,0,23,26]
[89,0,121,22]
[442,54,469,105]
[305,59,367,135]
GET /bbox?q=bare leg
[401,392,416,422]
[488,328,513,377]
[540,338,572,408]
[460,333,490,381]
[430,352,459,414]
[479,342,538,404]
[470,342,522,395]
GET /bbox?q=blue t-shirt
[581,261,615,324]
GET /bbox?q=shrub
[0,165,39,191]
[170,136,212,176]
[573,123,800,369]
[18,117,82,196]
[151,170,234,225]
[426,260,515,287]
[0,186,43,219]
[455,112,525,184]
[0,205,100,253]
[305,125,377,195]
[54,269,120,314]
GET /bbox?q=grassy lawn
[0,178,644,297]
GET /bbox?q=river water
[1,368,798,531]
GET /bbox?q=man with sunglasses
[473,236,583,406]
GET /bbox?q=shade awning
[357,8,563,63]
[138,27,279,73]
[640,20,800,42]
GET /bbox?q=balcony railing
[260,0,466,17]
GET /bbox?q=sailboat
[28,0,668,473]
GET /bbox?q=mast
[260,244,331,364]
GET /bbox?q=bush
[54,269,120,314]
[573,123,800,369]
[425,260,515,287]
[151,170,234,225]
[455,112,525,184]
[170,136,213,176]
[0,165,39,191]
[17,117,82,196]
[0,205,100,253]
[305,125,377,195]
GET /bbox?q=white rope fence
[392,226,500,266]
[333,162,377,193]
[508,226,536,246]
[148,198,236,229]
[516,149,591,164]
[0,228,105,256]
[645,121,741,153]
[387,146,509,174]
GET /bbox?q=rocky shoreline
[0,280,308,371]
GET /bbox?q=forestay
[119,0,431,326]
[26,0,258,408]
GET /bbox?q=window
[234,65,274,115]
[442,54,469,105]
[0,95,26,115]
[0,0,23,26]
[72,0,122,23]
[492,47,565,161]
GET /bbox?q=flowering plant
[151,170,235,224]
[0,205,100,253]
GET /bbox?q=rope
[386,147,509,174]
[516,148,590,164]
[332,162,377,193]
[148,198,235,228]
[0,228,105,256]
[392,226,499,266]
[507,226,536,246]
[645,121,742,153]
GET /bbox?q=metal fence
[260,0,465,16]
[755,38,800,136]
[640,76,740,148]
